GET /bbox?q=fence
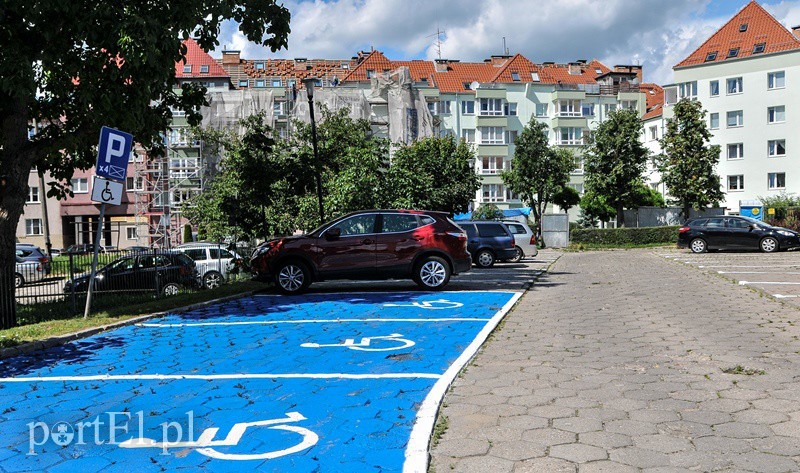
[14,244,254,316]
[541,213,570,248]
[622,207,724,228]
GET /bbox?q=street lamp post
[303,78,325,226]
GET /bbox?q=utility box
[740,200,764,221]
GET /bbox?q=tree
[0,2,291,327]
[472,203,503,221]
[631,184,666,208]
[182,223,193,244]
[657,99,724,218]
[502,119,572,243]
[579,191,615,226]
[385,136,480,214]
[583,108,650,227]
[552,186,581,214]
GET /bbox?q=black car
[456,221,517,268]
[678,216,800,253]
[64,252,198,296]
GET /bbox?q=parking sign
[96,126,133,182]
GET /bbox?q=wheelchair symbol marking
[301,333,416,352]
[100,181,114,202]
[118,411,318,461]
[383,299,464,310]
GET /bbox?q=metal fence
[14,244,254,316]
[622,207,725,228]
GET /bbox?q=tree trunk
[1,96,35,329]
[616,205,625,228]
[682,203,691,221]
[537,198,546,249]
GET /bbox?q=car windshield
[738,216,771,229]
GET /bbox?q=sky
[214,0,800,85]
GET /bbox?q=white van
[174,243,241,289]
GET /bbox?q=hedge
[570,226,679,245]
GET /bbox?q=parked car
[251,210,472,293]
[64,243,102,255]
[175,243,243,289]
[16,243,52,275]
[453,221,517,268]
[64,252,198,296]
[126,245,151,253]
[15,256,45,288]
[501,220,538,262]
[679,216,800,253]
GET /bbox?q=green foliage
[552,186,581,213]
[759,193,800,230]
[632,184,666,208]
[570,226,680,245]
[583,108,650,226]
[657,99,724,218]
[386,136,480,214]
[472,203,503,220]
[579,190,615,223]
[575,209,598,229]
[759,192,800,211]
[182,223,193,244]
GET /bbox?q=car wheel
[760,236,779,253]
[508,246,524,263]
[162,283,180,297]
[475,250,495,268]
[413,256,451,290]
[203,271,224,290]
[690,238,707,254]
[275,261,311,294]
[14,273,24,288]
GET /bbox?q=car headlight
[777,230,796,237]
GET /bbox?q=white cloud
[213,0,800,85]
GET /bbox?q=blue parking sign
[96,126,133,182]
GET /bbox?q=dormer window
[183,64,192,74]
[366,69,375,79]
[511,72,520,81]
[728,48,740,58]
[463,82,472,90]
[255,62,265,71]
[753,43,766,54]
[531,72,540,82]
[739,23,748,32]
[200,65,209,74]
[341,63,350,69]
[705,51,718,62]
[238,79,249,88]
[595,69,603,74]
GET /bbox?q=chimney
[793,25,800,39]
[490,55,511,66]
[434,59,450,73]
[614,65,643,83]
[568,62,582,75]
[221,50,240,65]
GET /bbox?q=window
[479,126,505,144]
[504,102,518,116]
[768,172,786,190]
[768,71,785,90]
[768,106,786,124]
[271,79,282,87]
[582,104,595,117]
[604,103,618,114]
[572,156,584,173]
[557,127,583,145]
[727,77,743,94]
[620,100,637,110]
[462,82,472,90]
[366,69,375,79]
[710,80,719,97]
[461,128,475,144]
[531,72,540,82]
[710,113,720,129]
[70,178,88,193]
[649,126,658,141]
[182,64,192,74]
[535,103,548,117]
[727,110,744,128]
[127,227,138,240]
[183,248,207,261]
[664,87,678,105]
[26,186,39,203]
[255,79,265,88]
[678,81,697,99]
[461,101,475,114]
[728,175,744,191]
[727,218,750,229]
[330,214,376,236]
[768,140,786,157]
[209,248,234,260]
[427,101,437,115]
[480,157,505,174]
[753,43,766,54]
[706,218,725,228]
[477,223,508,237]
[440,101,452,114]
[506,130,518,145]
[705,51,718,62]
[381,214,420,233]
[568,183,585,195]
[479,98,503,116]
[557,100,581,117]
[25,219,43,236]
[511,72,520,81]
[481,184,504,203]
[273,101,284,116]
[739,23,748,32]
[506,224,526,235]
[126,176,144,191]
[200,65,209,74]
[727,143,744,160]
[728,48,740,58]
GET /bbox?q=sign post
[84,127,133,318]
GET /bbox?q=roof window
[463,82,472,90]
[511,72,520,81]
[531,72,540,82]
[727,48,740,58]
[739,23,748,32]
[183,64,192,74]
[200,65,209,74]
[753,43,766,54]
[705,51,718,62]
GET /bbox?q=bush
[570,226,680,245]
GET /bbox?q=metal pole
[307,94,325,225]
[83,203,106,318]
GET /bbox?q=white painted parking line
[719,271,800,275]
[0,372,443,383]
[738,281,800,286]
[700,265,800,269]
[775,295,800,299]
[138,318,493,328]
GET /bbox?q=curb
[0,290,260,361]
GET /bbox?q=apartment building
[645,1,800,213]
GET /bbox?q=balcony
[555,83,640,95]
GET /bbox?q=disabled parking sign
[96,126,132,182]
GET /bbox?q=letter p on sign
[96,126,133,182]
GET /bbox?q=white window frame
[440,101,452,115]
[481,184,505,203]
[726,77,743,95]
[461,101,475,115]
[557,100,581,117]
[273,101,285,116]
[727,143,744,160]
[182,64,192,74]
[200,65,209,74]
[71,178,88,194]
[582,104,595,117]
[25,218,43,236]
[710,80,719,97]
[504,102,518,116]
[506,130,518,145]
[768,71,785,90]
[620,100,637,111]
[479,98,504,116]
[27,186,40,203]
[480,156,505,175]
[460,128,475,144]
[727,110,744,128]
[768,140,786,158]
[709,113,720,130]
[255,79,266,88]
[127,227,139,240]
[678,81,697,99]
[557,127,583,146]
[768,106,786,124]
[535,103,549,117]
[727,175,745,192]
[649,126,658,141]
[768,172,786,190]
[479,126,505,145]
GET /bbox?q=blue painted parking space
[0,291,520,472]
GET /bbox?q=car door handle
[361,238,375,245]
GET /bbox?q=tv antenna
[427,27,446,59]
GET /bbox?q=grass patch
[722,365,766,376]
[2,281,263,349]
[431,414,449,448]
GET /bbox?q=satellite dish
[470,81,480,90]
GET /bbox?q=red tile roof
[236,58,356,86]
[341,50,395,81]
[640,83,664,120]
[431,62,498,93]
[675,1,800,68]
[176,39,230,79]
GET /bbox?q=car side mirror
[324,228,341,240]
[749,224,756,231]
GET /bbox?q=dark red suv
[251,210,472,293]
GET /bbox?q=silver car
[502,221,539,262]
[15,256,45,288]
[174,243,242,289]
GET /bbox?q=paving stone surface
[431,249,800,472]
